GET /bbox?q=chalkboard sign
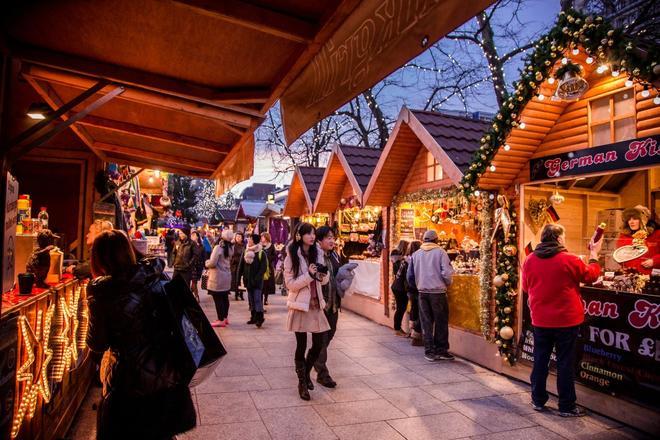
[519,287,660,408]
[399,209,414,238]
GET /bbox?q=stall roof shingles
[217,209,238,221]
[338,145,382,193]
[298,166,325,205]
[410,110,489,174]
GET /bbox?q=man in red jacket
[522,224,602,417]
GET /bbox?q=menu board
[519,287,660,408]
[399,209,414,238]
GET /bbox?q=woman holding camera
[284,222,330,401]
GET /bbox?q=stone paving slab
[67,290,648,440]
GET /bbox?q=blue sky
[233,0,562,194]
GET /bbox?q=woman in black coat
[87,230,196,440]
[260,232,277,306]
[230,232,245,300]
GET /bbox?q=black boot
[256,311,265,328]
[295,361,310,401]
[304,359,314,390]
[246,310,256,325]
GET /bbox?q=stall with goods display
[313,144,383,317]
[364,107,499,363]
[284,166,327,231]
[462,9,660,433]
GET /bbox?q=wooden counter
[0,277,93,440]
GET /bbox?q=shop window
[589,89,636,146]
[426,151,443,182]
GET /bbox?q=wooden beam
[23,65,263,128]
[173,0,318,43]
[593,174,614,191]
[103,155,211,179]
[567,179,579,190]
[11,41,271,106]
[76,115,230,155]
[95,142,217,172]
[24,77,108,161]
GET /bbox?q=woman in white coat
[284,222,330,401]
[205,229,234,327]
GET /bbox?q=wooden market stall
[314,144,384,323]
[363,107,497,366]
[461,10,660,434]
[283,166,327,228]
[0,1,494,438]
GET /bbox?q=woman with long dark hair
[190,230,205,301]
[238,233,268,327]
[391,239,411,336]
[206,229,234,327]
[230,232,245,300]
[284,222,330,401]
[261,232,277,306]
[406,240,424,346]
[87,230,196,440]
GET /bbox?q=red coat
[615,229,660,275]
[522,251,600,328]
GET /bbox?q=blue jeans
[418,292,449,355]
[247,288,264,312]
[530,326,579,412]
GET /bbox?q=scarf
[244,243,262,264]
[533,241,567,259]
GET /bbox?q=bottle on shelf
[38,206,49,229]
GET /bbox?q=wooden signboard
[280,0,493,143]
[3,173,18,294]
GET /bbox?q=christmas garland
[493,206,519,365]
[478,194,494,339]
[460,9,659,196]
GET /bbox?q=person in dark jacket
[26,229,60,287]
[172,226,194,286]
[238,233,268,327]
[405,240,423,346]
[391,240,410,336]
[313,226,342,388]
[87,230,196,440]
[165,229,176,268]
[189,230,205,301]
[261,232,277,306]
[522,223,602,417]
[230,232,245,301]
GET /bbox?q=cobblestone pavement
[69,291,651,439]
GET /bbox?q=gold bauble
[496,340,502,347]
[499,326,514,340]
[503,244,518,257]
[493,275,505,287]
[504,307,512,314]
[501,273,509,281]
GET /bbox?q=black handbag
[161,275,227,387]
[390,260,407,294]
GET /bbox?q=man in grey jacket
[407,230,455,361]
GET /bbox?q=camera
[316,263,329,274]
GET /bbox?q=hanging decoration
[478,194,495,339]
[554,61,589,100]
[460,8,659,196]
[492,196,519,365]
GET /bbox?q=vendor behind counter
[615,205,659,275]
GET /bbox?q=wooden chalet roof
[314,144,382,213]
[283,166,325,217]
[477,51,660,190]
[364,107,487,206]
[3,0,493,193]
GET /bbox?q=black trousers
[418,292,449,355]
[295,331,325,366]
[209,290,230,320]
[393,290,409,331]
[531,326,580,412]
[314,310,338,379]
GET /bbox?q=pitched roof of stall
[298,166,325,203]
[337,144,382,193]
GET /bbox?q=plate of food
[613,245,648,263]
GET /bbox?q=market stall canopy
[314,144,381,213]
[283,166,325,217]
[3,0,493,193]
[217,209,239,223]
[364,107,488,206]
[474,50,659,191]
[237,201,267,220]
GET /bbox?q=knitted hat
[423,230,438,242]
[622,205,651,226]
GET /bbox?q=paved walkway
[69,291,649,439]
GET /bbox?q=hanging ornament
[503,244,518,257]
[501,273,509,281]
[499,326,514,340]
[549,186,565,205]
[554,62,588,101]
[493,275,505,287]
[504,307,512,314]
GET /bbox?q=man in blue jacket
[407,230,455,362]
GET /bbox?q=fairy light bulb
[654,96,660,105]
[611,70,620,77]
[548,77,555,84]
[537,94,545,101]
[519,122,526,129]
[572,48,579,55]
[641,87,650,98]
[489,165,497,172]
[586,57,594,64]
[625,78,633,87]
[474,190,480,197]
[561,57,568,65]
[503,144,511,151]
